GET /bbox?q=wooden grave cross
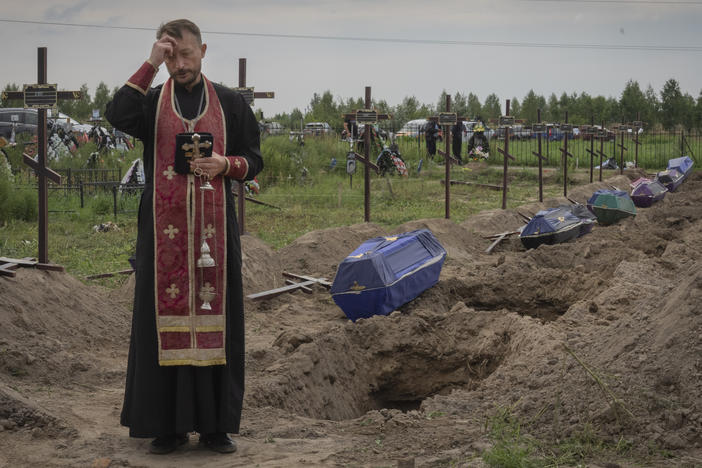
[630,113,644,168]
[582,116,597,183]
[595,121,609,182]
[432,94,467,219]
[530,108,548,203]
[342,86,391,222]
[496,99,517,209]
[1,47,82,269]
[615,124,629,175]
[558,112,575,197]
[234,57,275,235]
[246,271,332,301]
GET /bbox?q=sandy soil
[1,169,701,467]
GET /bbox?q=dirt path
[1,170,701,467]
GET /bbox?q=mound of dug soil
[1,172,701,467]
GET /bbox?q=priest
[105,19,263,455]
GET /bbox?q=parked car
[0,108,84,139]
[0,108,37,139]
[303,122,333,136]
[396,119,428,138]
[263,121,284,135]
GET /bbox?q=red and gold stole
[152,76,228,366]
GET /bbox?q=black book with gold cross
[175,132,214,174]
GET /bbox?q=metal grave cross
[530,109,548,203]
[1,47,82,269]
[496,99,517,209]
[558,112,575,197]
[342,86,391,222]
[234,57,275,235]
[432,95,467,219]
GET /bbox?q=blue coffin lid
[667,156,693,174]
[330,229,446,294]
[521,206,581,237]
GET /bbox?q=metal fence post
[80,181,84,208]
[112,184,118,219]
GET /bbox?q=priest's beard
[171,66,201,90]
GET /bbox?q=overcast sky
[1,0,701,118]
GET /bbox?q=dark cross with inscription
[433,95,465,219]
[530,109,548,203]
[342,87,389,222]
[1,47,81,268]
[497,100,517,209]
[558,112,575,197]
[616,124,629,175]
[631,113,644,168]
[234,57,275,235]
[583,116,597,183]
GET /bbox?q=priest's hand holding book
[189,153,248,180]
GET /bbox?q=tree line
[272,78,702,133]
[2,78,700,132]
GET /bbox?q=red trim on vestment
[126,61,158,95]
[224,156,248,180]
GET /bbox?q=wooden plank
[285,279,313,293]
[85,269,135,280]
[0,257,38,267]
[246,280,317,301]
[482,230,521,240]
[35,263,64,272]
[485,232,508,254]
[282,272,332,289]
[441,180,502,191]
[0,263,18,277]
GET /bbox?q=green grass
[481,405,678,468]
[0,133,684,281]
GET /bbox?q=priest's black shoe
[149,433,189,454]
[200,432,237,453]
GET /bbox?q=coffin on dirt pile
[330,229,446,322]
[587,189,637,225]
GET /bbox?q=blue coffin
[519,206,583,249]
[330,229,447,322]
[667,156,694,179]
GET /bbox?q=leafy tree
[307,90,340,129]
[520,89,546,124]
[466,93,482,120]
[644,85,660,128]
[681,92,696,130]
[546,93,559,122]
[660,79,685,130]
[482,93,501,121]
[509,97,521,119]
[436,90,450,112]
[619,80,647,124]
[0,83,20,108]
[92,82,112,120]
[452,92,469,118]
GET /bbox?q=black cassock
[106,78,263,438]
